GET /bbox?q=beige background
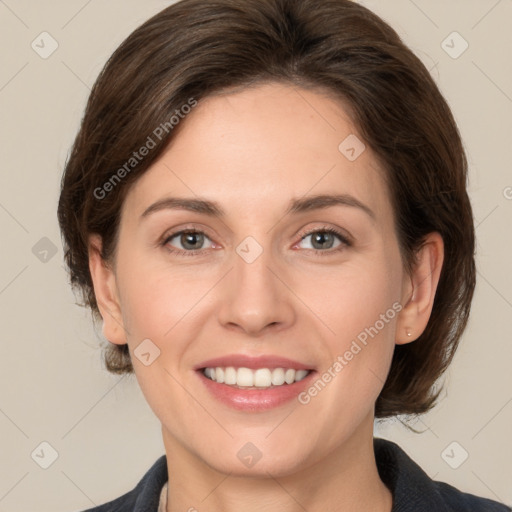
[0,0,511,510]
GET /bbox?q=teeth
[224,366,237,385]
[285,368,295,384]
[203,366,311,388]
[296,369,309,380]
[254,368,271,387]
[237,367,254,387]
[271,368,285,386]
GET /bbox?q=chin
[207,453,310,479]
[194,436,318,478]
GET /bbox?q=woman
[57,0,510,511]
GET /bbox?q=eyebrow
[140,193,375,222]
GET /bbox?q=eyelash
[161,225,352,258]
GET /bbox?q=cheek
[116,250,217,355]
[305,253,401,338]
[309,251,402,387]
[287,257,401,449]
[114,259,212,414]
[120,273,193,336]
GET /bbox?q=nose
[217,241,296,337]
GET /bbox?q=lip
[194,354,314,371]
[196,368,317,411]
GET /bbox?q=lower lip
[196,370,316,411]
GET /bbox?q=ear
[88,234,127,345]
[395,232,444,345]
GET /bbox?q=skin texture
[89,83,443,512]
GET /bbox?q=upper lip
[195,354,314,371]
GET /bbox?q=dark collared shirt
[80,438,510,511]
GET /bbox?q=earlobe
[396,232,444,345]
[88,234,127,346]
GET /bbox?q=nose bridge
[234,234,274,290]
[217,233,294,334]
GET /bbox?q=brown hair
[57,0,475,418]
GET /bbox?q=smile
[197,366,316,411]
[203,366,311,389]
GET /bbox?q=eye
[161,225,351,257]
[295,226,351,255]
[163,229,214,256]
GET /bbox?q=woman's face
[96,83,414,476]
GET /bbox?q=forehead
[122,83,392,224]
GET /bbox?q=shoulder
[374,437,511,512]
[77,455,168,512]
[434,480,511,512]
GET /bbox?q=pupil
[183,232,203,249]
[313,232,333,249]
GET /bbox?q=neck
[162,413,392,512]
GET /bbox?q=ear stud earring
[406,328,412,337]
